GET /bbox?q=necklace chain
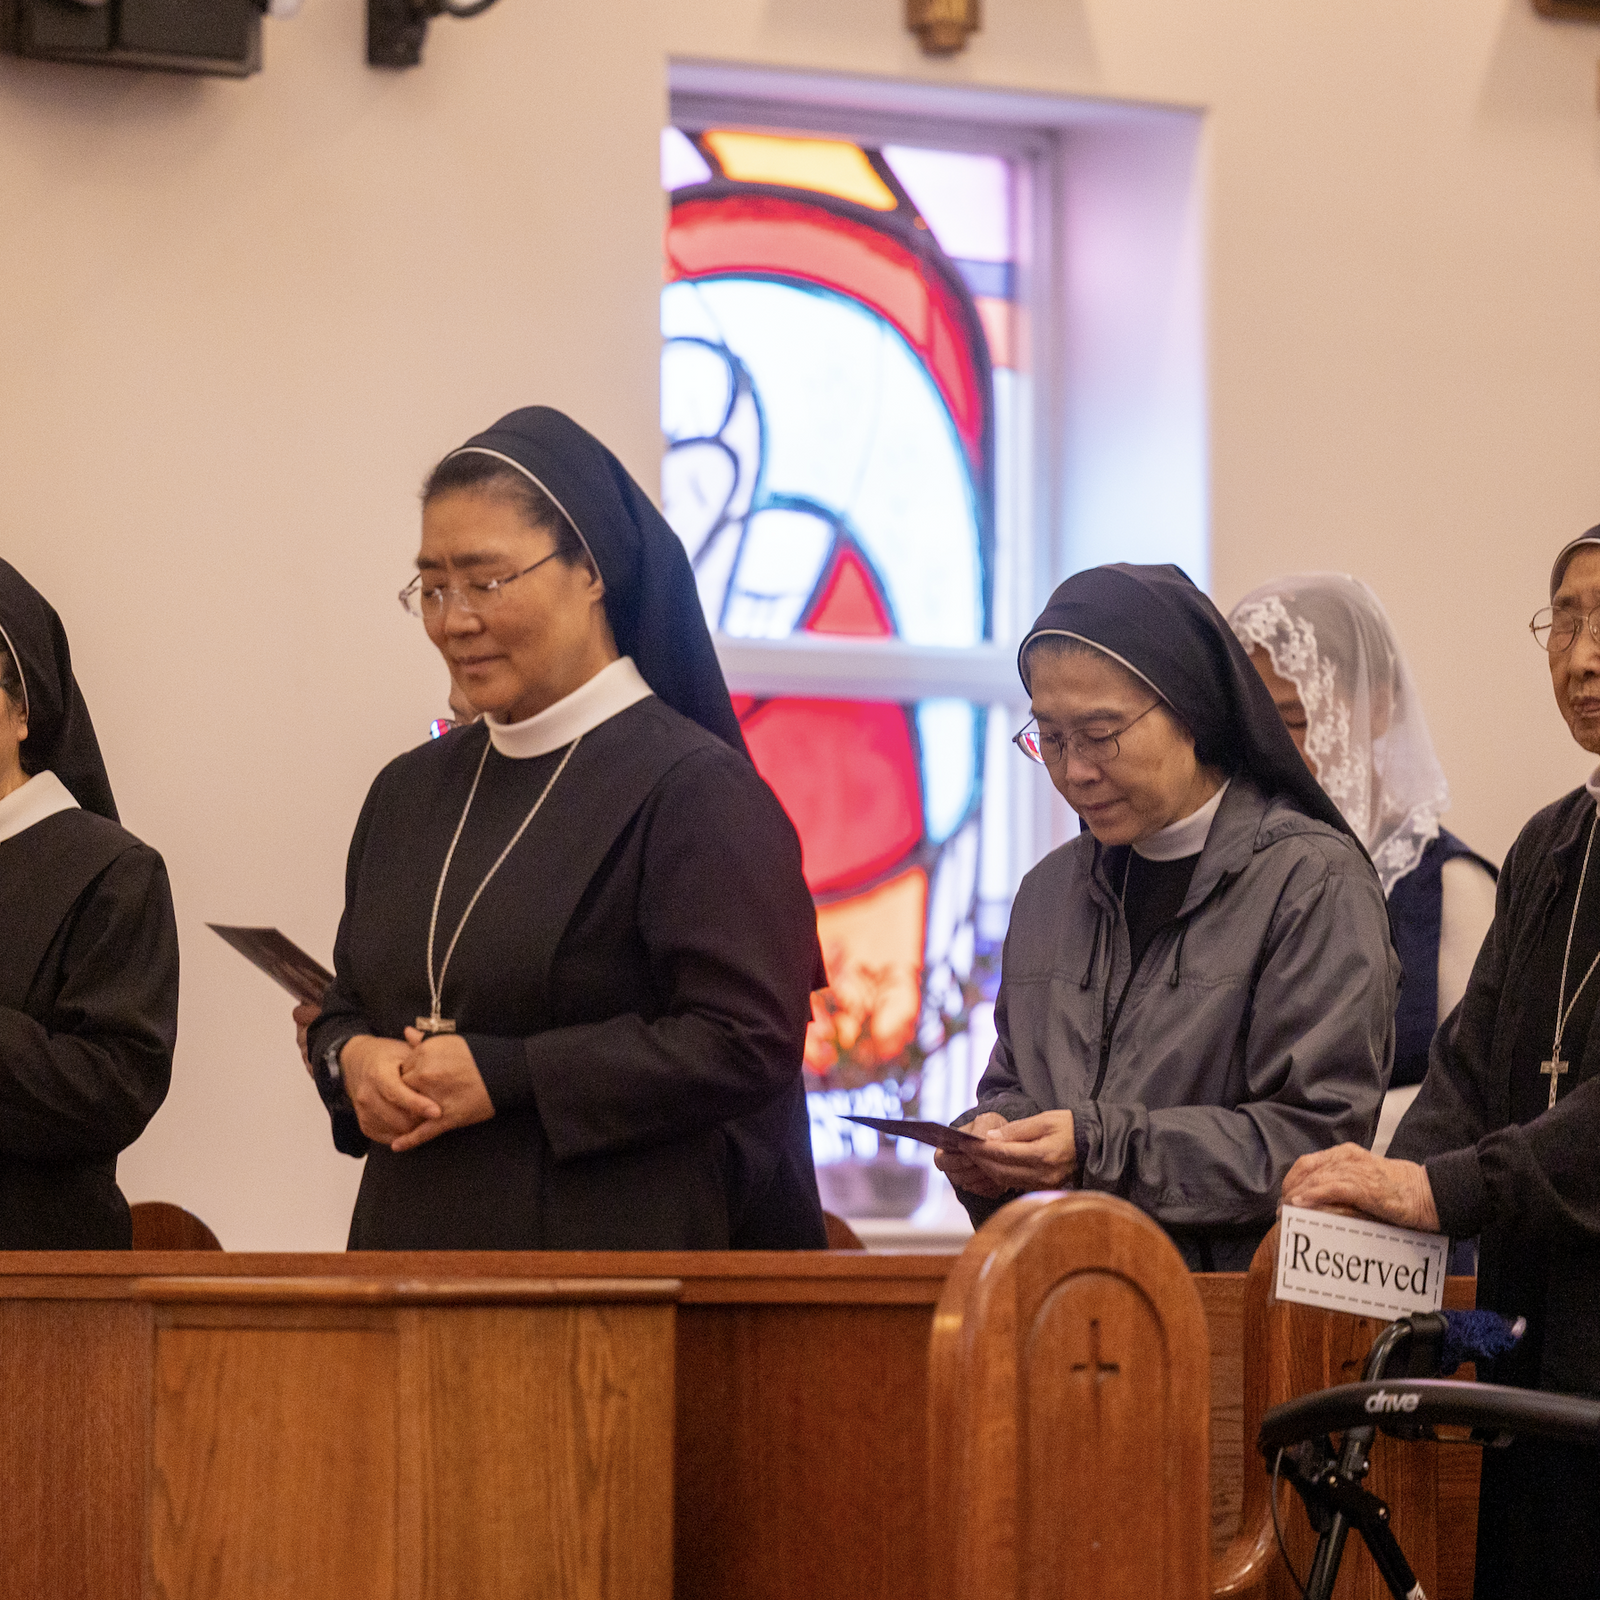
[423,735,582,1027]
[1552,809,1600,1071]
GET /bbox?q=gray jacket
[961,775,1398,1269]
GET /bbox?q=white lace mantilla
[1230,576,1450,896]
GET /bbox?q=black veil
[446,407,748,757]
[1019,563,1364,853]
[0,559,117,821]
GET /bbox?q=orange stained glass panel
[701,131,900,211]
[807,867,928,1065]
[974,296,1014,370]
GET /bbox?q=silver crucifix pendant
[1542,1054,1568,1110]
[415,1014,457,1036]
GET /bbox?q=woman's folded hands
[339,1031,495,1152]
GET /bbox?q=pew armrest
[1211,1490,1282,1597]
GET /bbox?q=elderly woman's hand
[935,1111,1012,1197]
[388,1028,496,1153]
[341,1034,443,1145]
[961,1111,1078,1192]
[1281,1142,1440,1233]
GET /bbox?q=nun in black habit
[0,559,177,1248]
[1285,529,1600,1597]
[936,564,1398,1269]
[308,407,828,1250]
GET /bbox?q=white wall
[0,0,668,1245]
[2,0,1596,1245]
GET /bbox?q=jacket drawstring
[1168,870,1237,987]
[1080,908,1104,989]
[1169,919,1191,987]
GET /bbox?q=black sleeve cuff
[312,1028,360,1114]
[1425,1145,1489,1239]
[1072,1109,1091,1190]
[465,1034,529,1115]
[310,1029,368,1158]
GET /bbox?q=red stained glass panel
[740,698,922,896]
[667,193,987,465]
[803,547,894,638]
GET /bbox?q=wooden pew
[129,1200,223,1250]
[0,1241,1477,1600]
[928,1193,1214,1600]
[0,1270,677,1600]
[926,1211,1481,1600]
[1212,1227,1479,1600]
[0,1250,952,1600]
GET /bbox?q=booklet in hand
[207,924,333,1007]
[844,1114,987,1155]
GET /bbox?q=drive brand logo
[1364,1389,1421,1415]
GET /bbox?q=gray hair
[0,634,33,775]
[1020,631,1154,698]
[0,635,22,714]
[422,450,589,568]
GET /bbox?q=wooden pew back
[0,1242,1476,1600]
[929,1193,1213,1600]
[1213,1226,1480,1600]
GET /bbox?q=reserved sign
[1275,1205,1447,1319]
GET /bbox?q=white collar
[1132,778,1230,861]
[0,770,80,846]
[485,656,654,759]
[1587,766,1600,805]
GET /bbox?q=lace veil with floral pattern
[1228,574,1449,896]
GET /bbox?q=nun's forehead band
[0,617,27,718]
[443,447,598,571]
[1019,628,1167,702]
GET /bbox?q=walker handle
[1259,1378,1600,1454]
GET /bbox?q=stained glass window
[661,126,1019,1223]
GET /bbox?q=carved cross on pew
[1071,1318,1121,1392]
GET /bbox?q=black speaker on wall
[0,0,263,77]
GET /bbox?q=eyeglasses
[399,550,562,620]
[1531,605,1600,655]
[1012,700,1161,767]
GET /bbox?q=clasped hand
[1281,1142,1440,1233]
[933,1110,1077,1197]
[340,1029,495,1153]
